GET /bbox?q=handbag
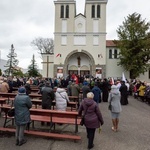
[108,103,112,111]
[80,106,88,126]
[80,116,85,126]
[108,93,112,111]
[8,107,15,117]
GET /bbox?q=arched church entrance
[63,50,95,77]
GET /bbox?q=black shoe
[18,139,27,146]
[47,122,50,126]
[15,139,19,146]
[88,144,94,149]
[41,122,45,126]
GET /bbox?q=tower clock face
[78,23,83,28]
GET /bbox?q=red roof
[106,40,116,47]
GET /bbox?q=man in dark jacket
[82,82,91,99]
[71,80,80,97]
[41,81,55,109]
[24,81,31,95]
[92,82,101,103]
[41,81,55,126]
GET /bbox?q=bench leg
[75,124,78,133]
[32,121,35,128]
[12,118,14,126]
[3,117,7,127]
[49,122,54,131]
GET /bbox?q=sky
[0,0,150,70]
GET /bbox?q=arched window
[91,5,95,18]
[66,5,69,18]
[109,49,112,59]
[114,49,118,59]
[60,5,64,18]
[97,5,100,18]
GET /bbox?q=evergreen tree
[0,69,2,76]
[13,69,24,77]
[28,54,39,77]
[4,44,19,76]
[116,13,150,78]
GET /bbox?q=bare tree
[31,37,54,54]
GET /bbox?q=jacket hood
[83,98,95,107]
[56,88,66,93]
[93,86,100,91]
[111,85,120,95]
[68,81,72,85]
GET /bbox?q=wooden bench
[31,99,78,111]
[0,93,16,100]
[0,93,41,100]
[0,127,81,141]
[29,108,81,133]
[0,105,15,127]
[29,93,42,99]
[0,98,7,106]
[0,106,81,141]
[68,96,79,102]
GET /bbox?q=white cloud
[0,0,150,69]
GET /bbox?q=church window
[93,35,99,45]
[60,5,64,18]
[66,5,69,18]
[114,49,118,59]
[92,5,95,18]
[61,35,67,45]
[74,35,86,45]
[109,49,112,59]
[97,5,101,18]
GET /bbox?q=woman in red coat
[78,92,104,149]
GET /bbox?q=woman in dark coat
[14,87,32,146]
[78,92,104,150]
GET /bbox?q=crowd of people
[0,74,150,149]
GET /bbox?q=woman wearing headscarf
[108,85,122,132]
[78,92,104,150]
[14,87,32,146]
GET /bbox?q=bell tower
[52,0,108,78]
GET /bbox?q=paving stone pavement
[0,96,150,150]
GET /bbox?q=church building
[41,0,150,82]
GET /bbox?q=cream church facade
[41,0,150,82]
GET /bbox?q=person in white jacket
[108,85,122,132]
[55,85,70,111]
